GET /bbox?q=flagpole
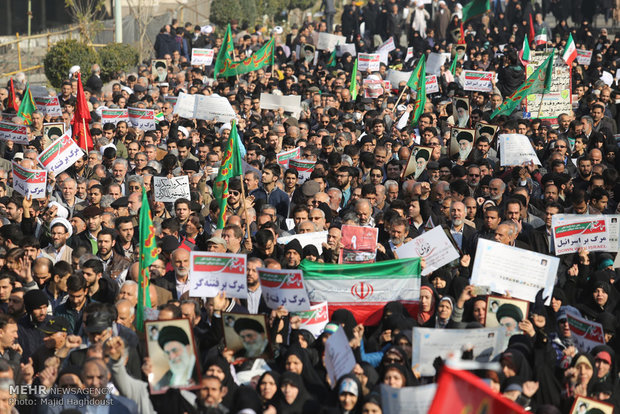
[239,171,252,245]
[82,118,88,153]
[393,85,409,111]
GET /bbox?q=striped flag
[535,27,548,46]
[562,33,577,65]
[300,258,421,325]
[519,34,531,63]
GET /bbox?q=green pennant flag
[462,0,490,23]
[349,58,359,100]
[407,55,427,126]
[214,24,234,79]
[137,189,156,332]
[17,83,36,125]
[217,37,275,78]
[491,51,555,119]
[327,49,337,67]
[214,120,243,228]
[450,57,458,75]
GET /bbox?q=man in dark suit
[446,200,478,258]
[85,64,103,94]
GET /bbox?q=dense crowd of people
[0,0,619,413]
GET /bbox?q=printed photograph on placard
[222,313,272,362]
[452,97,470,127]
[569,396,614,414]
[43,123,65,140]
[474,122,499,146]
[402,146,432,180]
[485,295,530,338]
[152,59,168,82]
[145,318,201,394]
[449,127,475,161]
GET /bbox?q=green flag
[450,57,458,75]
[137,189,156,332]
[214,24,234,79]
[214,120,243,228]
[327,49,337,67]
[462,0,490,23]
[491,51,554,119]
[217,37,275,78]
[407,55,427,126]
[17,83,36,125]
[349,58,359,100]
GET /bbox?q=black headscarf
[203,354,237,408]
[274,371,314,414]
[282,344,328,399]
[257,371,281,406]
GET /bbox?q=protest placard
[405,47,414,62]
[188,252,247,299]
[0,121,29,145]
[485,296,530,340]
[278,231,327,255]
[145,318,201,394]
[426,75,439,93]
[29,85,49,97]
[37,133,84,175]
[292,302,329,338]
[339,225,378,264]
[386,69,412,88]
[258,268,310,312]
[426,53,450,75]
[525,51,571,120]
[12,161,47,199]
[173,93,236,122]
[43,123,65,140]
[566,310,605,352]
[288,158,316,184]
[499,133,542,166]
[570,396,615,414]
[401,146,433,180]
[276,147,301,168]
[259,93,302,116]
[381,384,437,414]
[101,109,129,126]
[395,226,460,275]
[336,43,356,57]
[449,127,475,161]
[475,122,499,143]
[324,326,356,388]
[576,49,592,66]
[463,70,494,92]
[412,327,504,376]
[471,239,558,304]
[316,32,346,50]
[363,78,384,98]
[551,214,616,254]
[222,313,272,362]
[128,107,156,130]
[33,96,62,117]
[358,53,382,71]
[191,48,214,65]
[153,176,191,203]
[376,37,395,54]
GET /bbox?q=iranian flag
[562,33,577,65]
[535,27,548,46]
[300,258,421,325]
[519,34,531,64]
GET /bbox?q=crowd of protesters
[0,0,618,413]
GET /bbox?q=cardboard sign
[566,310,605,352]
[292,302,329,338]
[426,75,439,93]
[173,92,236,122]
[552,214,617,255]
[395,226,460,275]
[37,133,84,175]
[191,48,214,65]
[153,176,191,203]
[276,147,301,168]
[498,133,542,166]
[189,252,248,299]
[12,161,47,199]
[101,109,129,126]
[258,268,310,312]
[324,326,356,388]
[128,107,156,130]
[363,79,384,98]
[316,32,347,50]
[288,158,316,184]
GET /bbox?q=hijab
[275,371,313,414]
[417,285,437,325]
[282,344,328,399]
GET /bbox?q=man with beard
[155,325,199,391]
[158,248,191,300]
[377,216,409,261]
[41,218,73,263]
[68,205,104,254]
[96,228,131,283]
[241,257,269,315]
[81,258,119,303]
[447,200,478,257]
[488,178,506,208]
[233,317,269,359]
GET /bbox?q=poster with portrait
[452,97,470,127]
[449,127,475,161]
[569,396,614,414]
[338,225,379,264]
[474,122,499,146]
[222,313,272,362]
[43,123,65,141]
[145,319,201,394]
[402,146,433,180]
[485,295,530,339]
[152,59,168,82]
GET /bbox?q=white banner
[552,214,618,255]
[37,133,84,175]
[471,239,558,304]
[576,49,592,66]
[316,32,347,51]
[189,252,248,299]
[128,107,155,131]
[426,75,439,93]
[292,302,329,338]
[336,43,356,57]
[566,310,605,353]
[12,161,47,199]
[258,268,310,312]
[153,176,191,203]
[463,70,494,92]
[376,37,395,54]
[173,92,237,122]
[191,48,214,65]
[381,384,436,414]
[101,109,129,126]
[259,93,302,116]
[325,326,356,388]
[499,133,542,166]
[358,53,381,72]
[0,121,29,144]
[33,96,62,117]
[412,327,504,376]
[395,226,460,275]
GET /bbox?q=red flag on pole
[428,366,527,414]
[458,23,466,44]
[528,14,536,46]
[7,79,19,112]
[71,71,93,152]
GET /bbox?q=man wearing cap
[68,205,104,254]
[30,316,74,373]
[17,289,50,360]
[233,317,269,359]
[154,325,198,390]
[282,239,303,269]
[41,218,74,264]
[206,237,227,253]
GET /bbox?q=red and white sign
[426,75,439,94]
[358,53,381,72]
[128,107,155,131]
[38,133,84,175]
[189,252,248,299]
[576,49,592,66]
[463,70,494,92]
[0,121,29,144]
[101,109,129,126]
[12,161,47,199]
[33,96,62,117]
[339,225,379,264]
[191,48,215,66]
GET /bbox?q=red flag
[528,14,536,45]
[428,366,527,414]
[458,23,466,44]
[71,71,93,152]
[7,79,19,112]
